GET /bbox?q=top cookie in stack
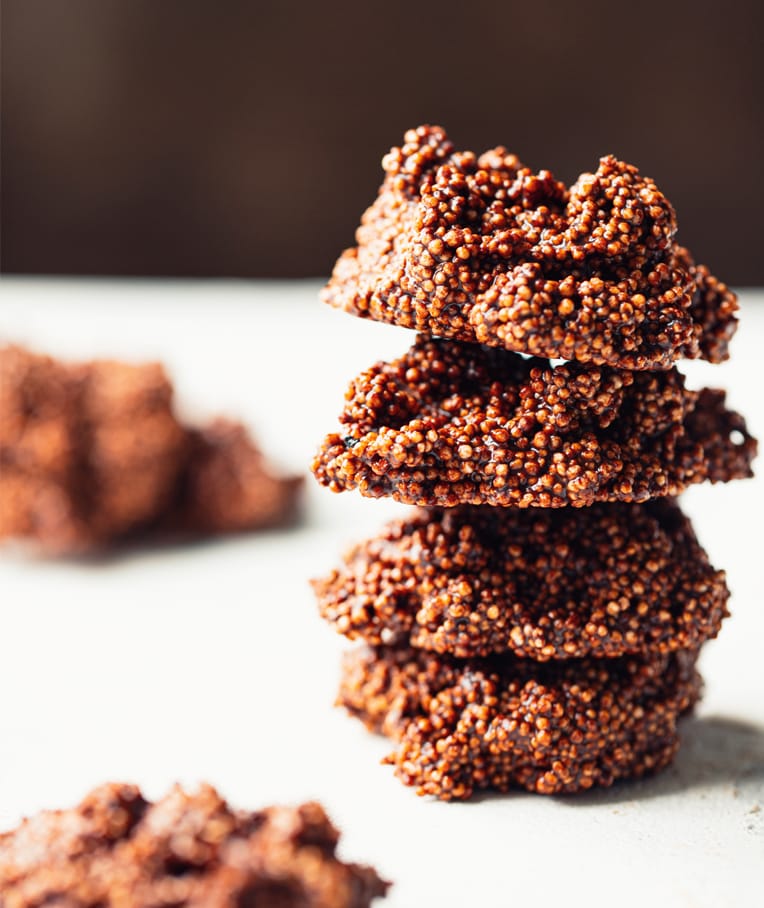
[322,125,737,370]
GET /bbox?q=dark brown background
[2,0,763,282]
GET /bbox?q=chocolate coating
[323,125,737,370]
[312,335,756,507]
[339,644,700,800]
[314,499,728,660]
[0,783,389,907]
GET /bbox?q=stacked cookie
[311,126,757,800]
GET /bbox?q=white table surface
[1,278,762,907]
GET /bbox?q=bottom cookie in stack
[314,499,726,800]
[339,644,700,801]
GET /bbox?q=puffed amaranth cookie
[168,419,303,535]
[0,345,303,551]
[0,783,389,907]
[312,335,756,507]
[0,345,188,551]
[323,125,737,370]
[339,644,701,801]
[314,499,728,660]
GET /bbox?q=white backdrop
[1,279,762,906]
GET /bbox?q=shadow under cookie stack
[311,126,757,801]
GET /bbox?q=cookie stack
[311,126,757,800]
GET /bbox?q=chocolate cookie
[314,499,728,660]
[168,419,303,535]
[0,345,187,551]
[0,783,388,907]
[0,345,303,552]
[323,125,737,370]
[339,644,700,800]
[312,335,756,507]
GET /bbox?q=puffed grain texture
[0,783,389,907]
[339,645,700,800]
[312,335,756,507]
[323,125,737,370]
[314,499,728,660]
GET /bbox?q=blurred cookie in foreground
[0,782,389,907]
[0,345,302,553]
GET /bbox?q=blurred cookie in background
[0,344,303,554]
